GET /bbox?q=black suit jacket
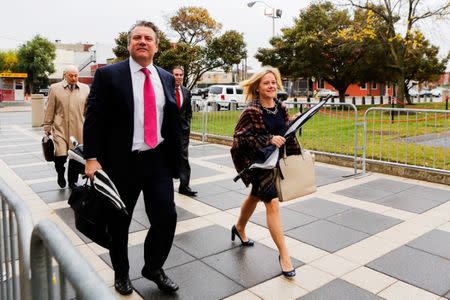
[179,86,192,133]
[83,59,181,180]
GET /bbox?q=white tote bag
[275,145,316,202]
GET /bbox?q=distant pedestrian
[43,65,89,189]
[230,66,300,278]
[172,66,197,196]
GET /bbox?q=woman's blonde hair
[240,66,283,102]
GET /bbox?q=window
[236,88,243,94]
[360,83,367,90]
[371,82,377,89]
[209,86,222,94]
[226,87,233,94]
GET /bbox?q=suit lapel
[181,87,188,109]
[155,66,174,106]
[119,59,134,116]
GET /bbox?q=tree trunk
[396,73,408,107]
[338,90,346,103]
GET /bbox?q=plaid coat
[230,99,301,191]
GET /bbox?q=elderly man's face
[64,70,79,85]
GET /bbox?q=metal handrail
[0,176,33,300]
[30,220,115,300]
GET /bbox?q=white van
[207,85,245,110]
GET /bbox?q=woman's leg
[235,194,259,241]
[264,198,293,271]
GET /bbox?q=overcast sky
[1,0,449,70]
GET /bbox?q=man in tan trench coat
[43,65,90,188]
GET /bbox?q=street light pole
[272,15,275,38]
[247,1,281,39]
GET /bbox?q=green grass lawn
[191,102,449,170]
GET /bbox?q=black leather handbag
[68,182,113,249]
[41,135,55,162]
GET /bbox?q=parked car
[207,85,244,110]
[317,88,338,97]
[277,91,288,101]
[293,88,309,97]
[430,87,444,97]
[419,89,432,97]
[38,88,49,96]
[191,87,209,99]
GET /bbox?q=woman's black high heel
[279,255,296,278]
[231,225,254,246]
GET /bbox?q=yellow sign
[0,72,28,78]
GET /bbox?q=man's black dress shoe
[179,187,197,196]
[114,276,133,295]
[142,268,179,293]
[57,173,66,188]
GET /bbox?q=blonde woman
[230,66,300,277]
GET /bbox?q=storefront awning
[0,72,28,78]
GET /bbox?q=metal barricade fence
[284,101,360,174]
[191,99,360,174]
[191,99,242,143]
[1,175,115,300]
[30,220,115,300]
[0,176,33,300]
[363,107,449,174]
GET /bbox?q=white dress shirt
[129,57,165,151]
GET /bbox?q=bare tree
[348,0,450,104]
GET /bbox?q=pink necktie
[140,68,157,148]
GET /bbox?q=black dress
[250,102,285,202]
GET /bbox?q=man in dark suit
[172,66,197,196]
[83,20,181,295]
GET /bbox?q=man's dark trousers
[109,144,177,277]
[179,130,191,191]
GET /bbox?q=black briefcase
[41,135,55,162]
[68,183,113,249]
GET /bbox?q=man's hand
[85,160,102,180]
[270,135,286,148]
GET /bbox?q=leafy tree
[170,6,222,46]
[256,2,388,102]
[402,31,449,102]
[157,28,246,88]
[349,0,450,104]
[17,35,56,93]
[112,32,128,61]
[0,50,19,72]
[158,6,246,88]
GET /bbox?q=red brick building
[312,79,395,97]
